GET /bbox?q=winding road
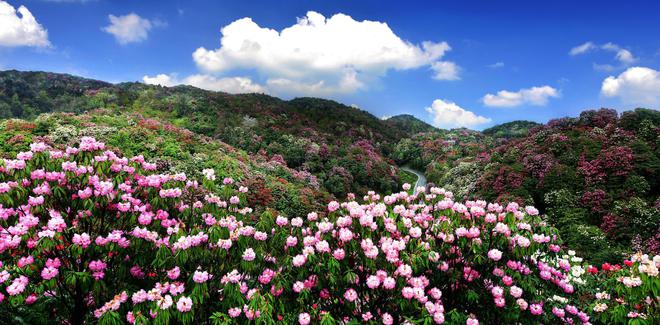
[400,166,427,190]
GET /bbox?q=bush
[0,138,658,324]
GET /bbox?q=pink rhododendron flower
[488,249,503,261]
[176,296,193,312]
[298,312,311,325]
[243,248,256,261]
[344,288,358,302]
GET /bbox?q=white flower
[551,295,568,303]
[593,303,608,312]
[570,256,583,263]
[571,265,585,278]
[202,168,216,181]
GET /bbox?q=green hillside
[384,114,438,135]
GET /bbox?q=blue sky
[1,0,659,129]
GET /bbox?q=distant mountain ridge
[482,120,541,138]
[384,114,438,135]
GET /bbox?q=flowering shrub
[1,137,658,324]
[572,252,660,324]
[477,109,660,262]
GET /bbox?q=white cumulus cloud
[482,85,560,107]
[601,42,635,64]
[103,13,162,44]
[192,11,456,95]
[431,61,460,80]
[426,99,491,129]
[142,73,265,94]
[266,69,365,97]
[0,1,50,47]
[142,74,176,87]
[601,66,660,107]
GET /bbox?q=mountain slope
[482,120,541,139]
[476,109,659,262]
[385,114,438,136]
[0,70,408,197]
[0,110,330,217]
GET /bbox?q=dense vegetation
[2,70,659,266]
[391,108,660,264]
[0,137,657,324]
[478,109,660,263]
[392,128,494,197]
[0,111,329,219]
[384,114,438,136]
[0,70,405,198]
[482,120,541,139]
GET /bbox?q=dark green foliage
[482,120,541,139]
[384,114,438,136]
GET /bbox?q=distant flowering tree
[0,138,658,324]
[600,146,634,177]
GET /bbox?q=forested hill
[0,70,408,197]
[384,114,438,136]
[0,70,404,143]
[482,120,541,138]
[390,107,660,262]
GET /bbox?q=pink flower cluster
[1,137,656,324]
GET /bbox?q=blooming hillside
[392,108,660,264]
[478,108,659,263]
[0,137,657,324]
[0,111,330,219]
[0,70,406,198]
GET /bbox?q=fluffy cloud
[569,41,596,56]
[142,73,265,94]
[103,13,162,44]
[266,70,365,97]
[569,41,636,65]
[431,61,460,80]
[0,1,50,47]
[142,74,176,87]
[192,11,456,95]
[482,85,559,107]
[601,66,660,107]
[426,99,491,129]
